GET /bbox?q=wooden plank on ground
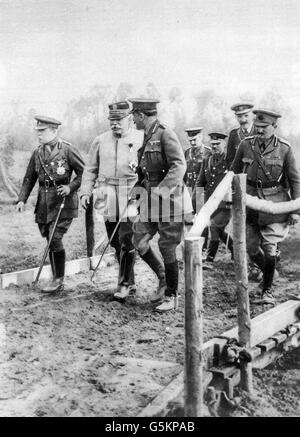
[138,298,300,416]
[222,299,300,347]
[0,255,111,289]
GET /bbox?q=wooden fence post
[184,236,204,416]
[232,174,253,393]
[85,194,95,257]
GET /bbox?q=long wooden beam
[138,297,300,417]
[188,171,234,237]
[246,193,300,214]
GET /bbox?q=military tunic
[80,128,143,220]
[18,139,84,223]
[184,144,211,189]
[231,134,300,256]
[80,127,144,284]
[226,124,256,167]
[133,119,193,264]
[196,152,232,225]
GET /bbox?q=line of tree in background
[0,82,299,203]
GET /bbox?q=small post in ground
[232,174,253,393]
[184,235,205,416]
[85,194,95,257]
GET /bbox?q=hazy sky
[1,0,300,130]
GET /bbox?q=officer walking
[194,132,233,269]
[226,103,256,167]
[184,127,211,191]
[231,109,300,304]
[129,98,193,312]
[80,101,144,301]
[16,115,85,293]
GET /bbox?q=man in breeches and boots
[194,132,233,270]
[80,101,144,301]
[129,98,193,312]
[231,109,300,305]
[16,115,85,293]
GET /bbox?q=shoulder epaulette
[244,135,255,141]
[277,137,291,147]
[61,139,72,146]
[204,145,211,150]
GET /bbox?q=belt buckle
[45,180,50,189]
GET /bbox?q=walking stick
[33,198,65,286]
[91,187,137,282]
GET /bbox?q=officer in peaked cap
[226,102,256,167]
[231,108,300,305]
[129,97,193,312]
[16,115,85,293]
[184,127,211,191]
[194,132,233,268]
[80,101,144,301]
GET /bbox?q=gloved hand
[288,213,300,226]
[81,195,91,210]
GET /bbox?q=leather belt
[39,180,56,188]
[97,176,137,186]
[247,179,281,189]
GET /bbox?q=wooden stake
[184,236,205,417]
[232,174,253,393]
[85,194,95,257]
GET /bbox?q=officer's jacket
[194,152,231,213]
[18,139,84,224]
[80,128,143,219]
[226,124,257,167]
[137,120,193,220]
[184,144,211,189]
[231,135,300,224]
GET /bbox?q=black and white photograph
[0,0,299,419]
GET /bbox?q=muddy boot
[42,250,65,293]
[140,248,167,303]
[155,261,179,312]
[114,248,136,301]
[252,255,276,305]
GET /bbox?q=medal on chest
[56,159,66,175]
[129,161,138,171]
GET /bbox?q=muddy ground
[0,204,299,417]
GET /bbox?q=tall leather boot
[155,261,179,312]
[261,255,276,304]
[250,249,265,272]
[140,247,167,303]
[114,248,136,301]
[205,240,219,266]
[42,250,65,293]
[49,250,56,279]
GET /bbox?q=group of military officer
[16,100,300,310]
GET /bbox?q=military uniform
[195,132,233,264]
[17,115,84,292]
[231,109,300,302]
[226,103,256,167]
[183,127,211,191]
[130,98,193,311]
[226,124,257,167]
[80,101,144,298]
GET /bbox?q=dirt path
[0,216,299,416]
